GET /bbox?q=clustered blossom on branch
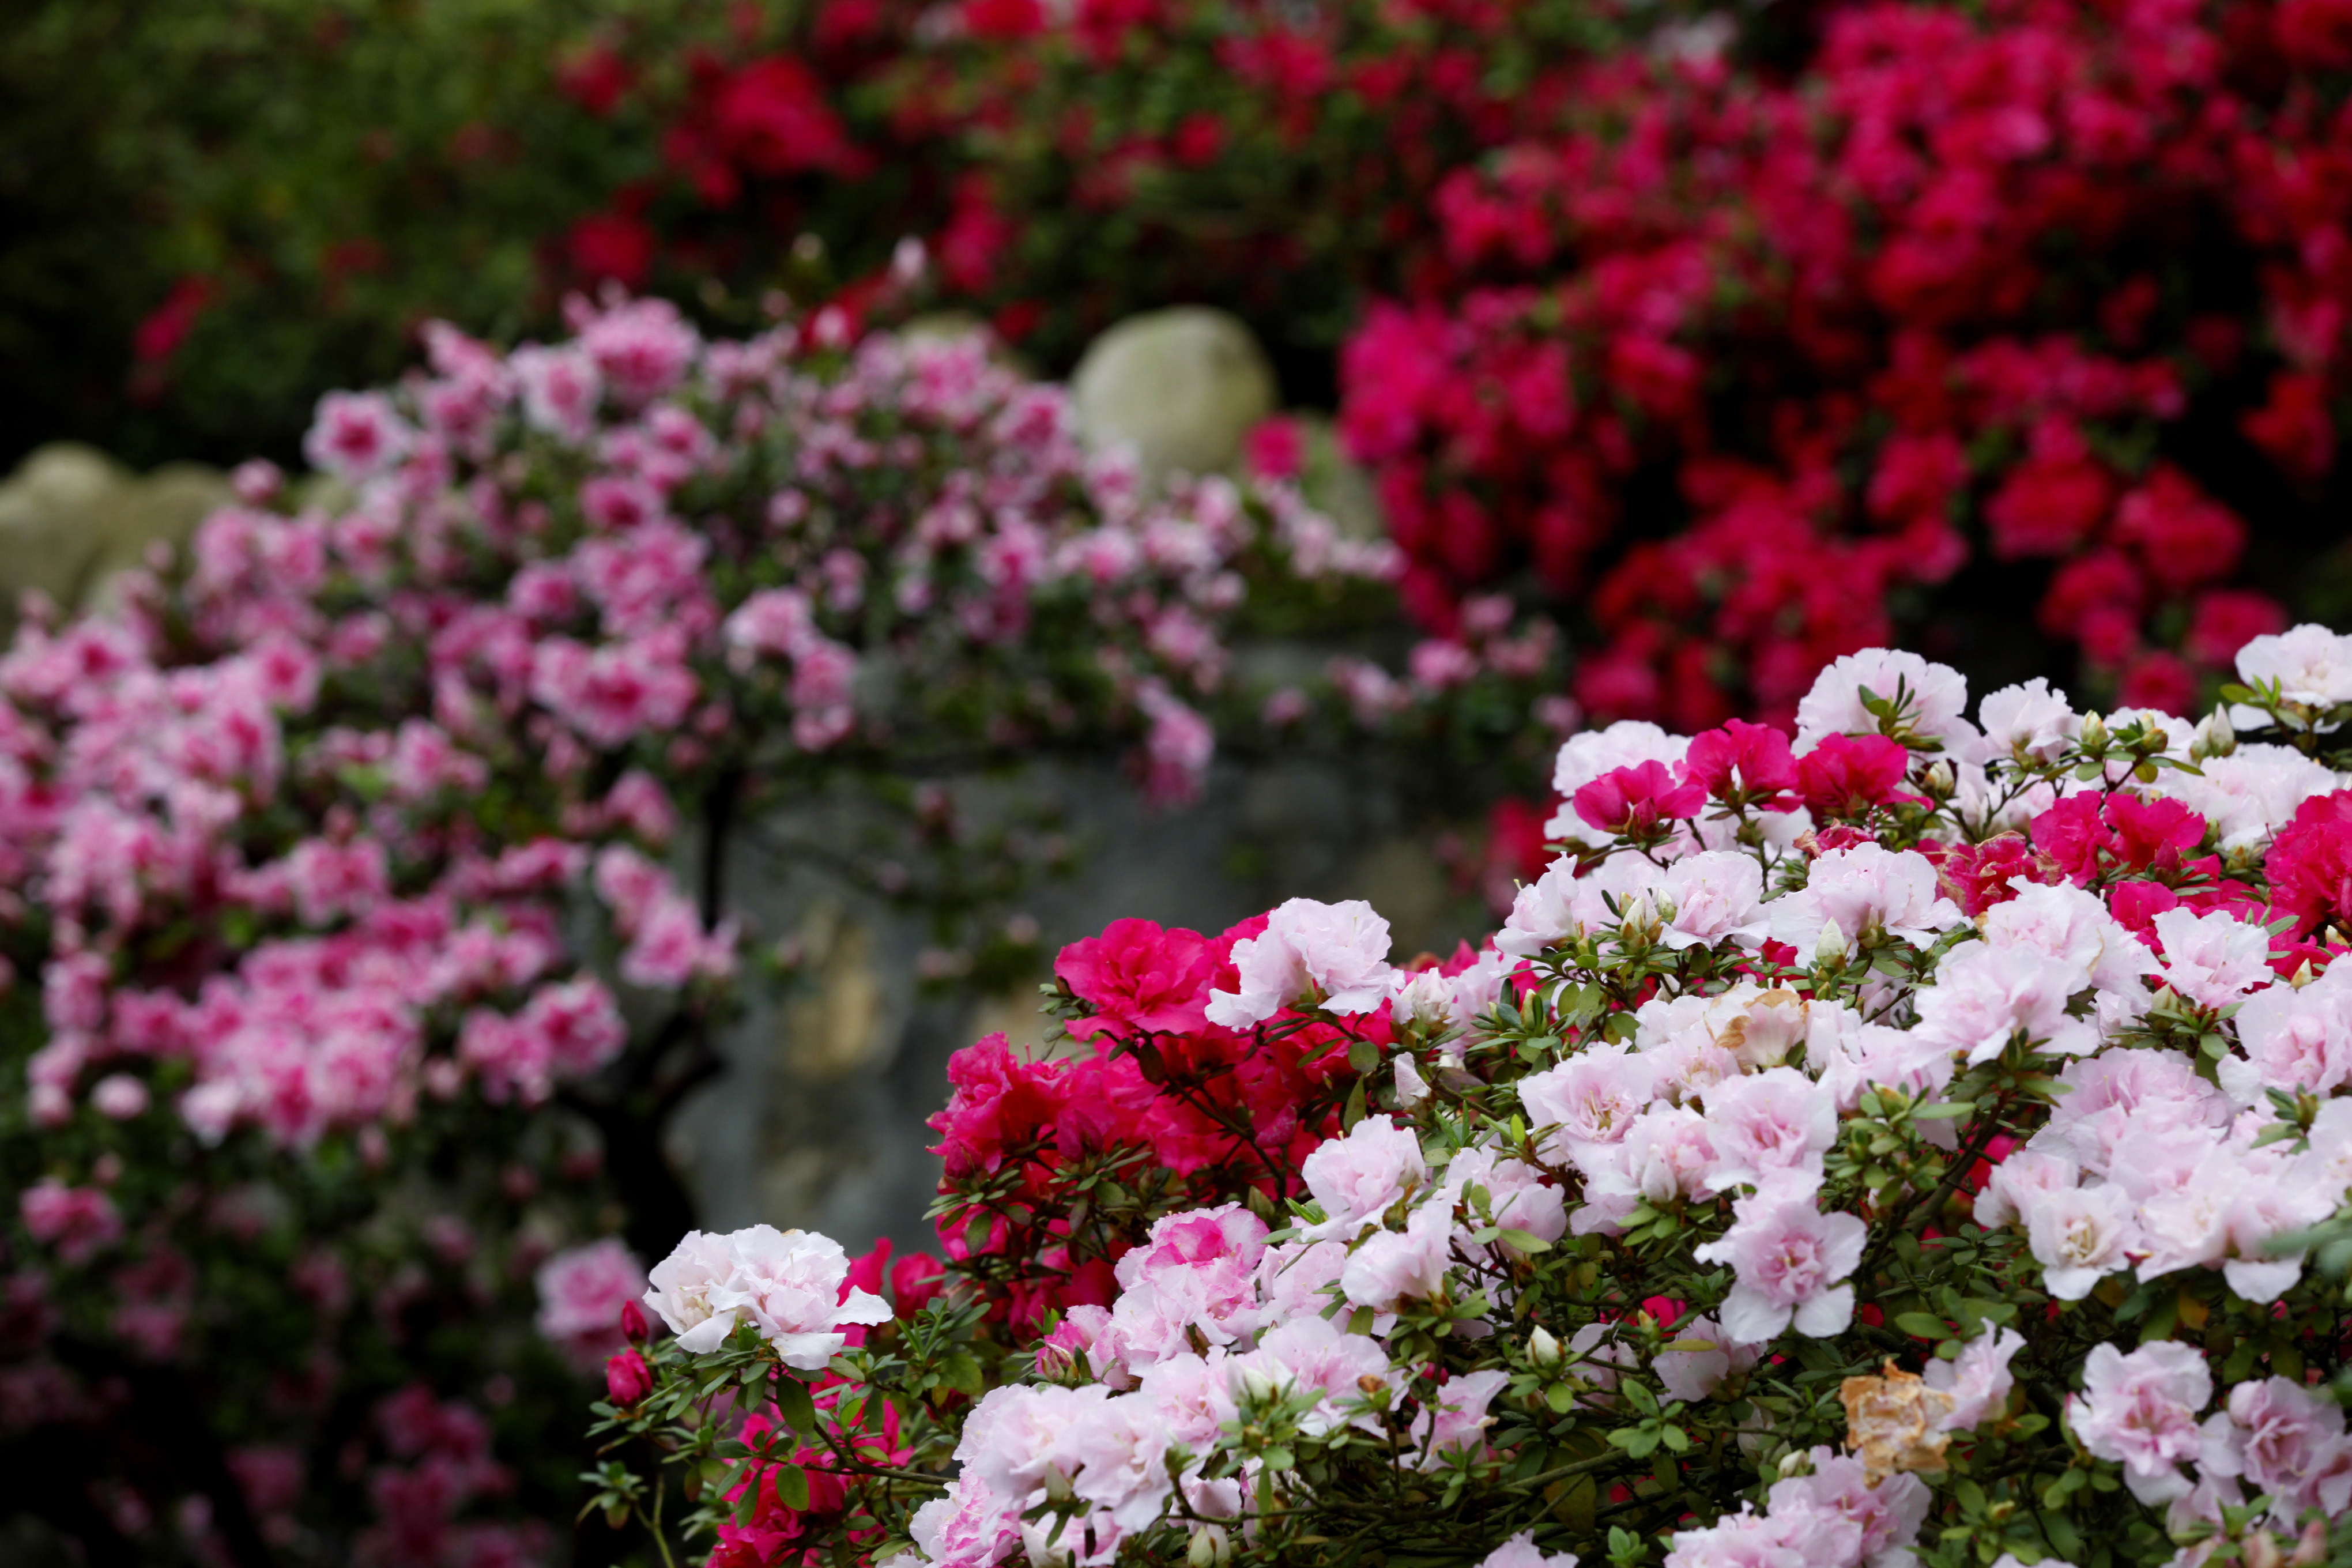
[3,295,1548,1566]
[595,628,2352,1568]
[1341,0,2343,730]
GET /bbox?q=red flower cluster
[925,915,1424,1333]
[1341,0,2339,727]
[2268,789,2352,937]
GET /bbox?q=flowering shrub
[1340,0,2352,728]
[595,628,2352,1568]
[0,295,1555,1563]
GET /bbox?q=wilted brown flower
[1840,1359,1954,1483]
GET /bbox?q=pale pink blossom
[2068,1341,2212,1504]
[956,1384,1107,1514]
[2159,744,2341,851]
[1697,1068,1837,1194]
[2149,906,2274,1010]
[1411,1369,1512,1464]
[703,1225,892,1369]
[1912,942,2099,1065]
[1691,1189,1865,1342]
[1447,1146,1566,1248]
[1656,851,1771,949]
[534,1239,646,1370]
[1973,678,2078,763]
[2033,1050,2231,1177]
[2199,1376,2352,1522]
[1477,1529,1581,1568]
[902,1475,1022,1568]
[91,1073,149,1120]
[1339,1197,1455,1311]
[2232,622,2352,708]
[1977,880,2156,993]
[1924,1325,2023,1430]
[1300,1115,1426,1237]
[1972,1149,2078,1230]
[1794,649,1974,753]
[1580,1105,1720,1231]
[304,391,414,482]
[1206,897,1395,1026]
[1052,1393,1175,1537]
[1652,1312,1762,1401]
[1518,1046,1657,1162]
[1497,854,1652,958]
[511,345,602,440]
[1227,1316,1391,1435]
[2023,1182,2136,1300]
[1767,843,1964,951]
[2221,964,2352,1105]
[1252,1237,1350,1326]
[640,1230,738,1352]
[1134,1351,1237,1449]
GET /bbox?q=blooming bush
[0,295,1555,1563]
[594,628,2352,1568]
[1340,0,2352,726]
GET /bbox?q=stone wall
[665,749,1492,1253]
[665,306,1483,1252]
[0,444,229,628]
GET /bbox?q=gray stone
[1291,413,1386,544]
[81,463,233,611]
[0,443,131,612]
[668,751,1495,1254]
[1071,308,1277,489]
[0,444,230,625]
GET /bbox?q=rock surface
[0,443,229,626]
[670,752,1491,1252]
[1071,307,1277,488]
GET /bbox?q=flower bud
[2077,711,2109,752]
[1813,919,1849,971]
[619,1298,650,1344]
[2193,707,2236,760]
[1776,1448,1815,1480]
[1239,1365,1286,1404]
[604,1348,653,1405]
[2244,1531,2282,1568]
[1188,1526,1231,1568]
[1043,1466,1076,1505]
[1394,1053,1430,1109]
[1920,760,1955,800]
[1529,1326,1563,1370]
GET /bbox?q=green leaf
[775,1464,811,1513]
[1893,1312,1952,1340]
[1342,1077,1367,1131]
[1498,1228,1553,1254]
[941,1351,985,1399]
[775,1375,818,1437]
[1912,1100,1974,1120]
[2044,1510,2083,1558]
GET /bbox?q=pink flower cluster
[3,293,1458,1160]
[644,632,2352,1568]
